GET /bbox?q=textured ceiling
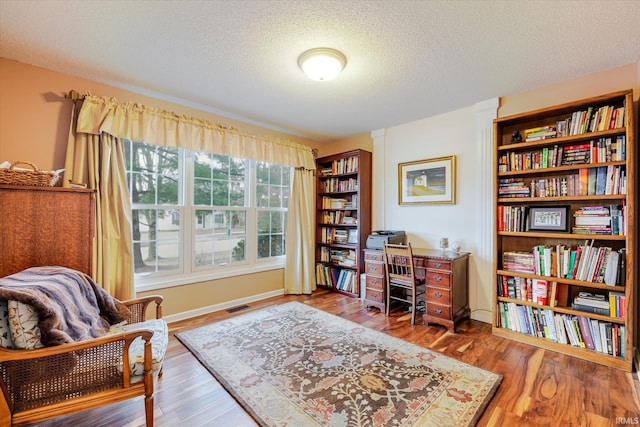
[1,0,639,142]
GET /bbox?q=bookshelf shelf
[493,89,636,370]
[315,150,372,297]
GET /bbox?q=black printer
[366,230,407,249]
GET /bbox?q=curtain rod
[65,90,90,101]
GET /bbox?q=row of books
[570,291,626,318]
[322,177,358,193]
[557,104,626,137]
[320,210,357,225]
[497,302,626,357]
[497,205,529,232]
[524,125,556,142]
[573,204,624,236]
[315,264,358,293]
[499,165,626,199]
[324,156,359,176]
[502,244,624,286]
[497,275,551,305]
[499,137,626,172]
[320,196,357,209]
[319,227,358,244]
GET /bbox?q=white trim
[136,263,284,292]
[472,97,499,324]
[164,288,285,324]
[371,128,386,230]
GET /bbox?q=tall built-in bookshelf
[493,90,636,370]
[315,149,372,298]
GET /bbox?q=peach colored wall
[0,58,317,171]
[317,132,373,158]
[499,63,639,117]
[0,58,316,318]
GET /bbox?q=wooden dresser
[363,248,470,332]
[0,184,95,277]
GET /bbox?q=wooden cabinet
[421,251,470,333]
[315,150,372,298]
[0,185,95,277]
[493,90,636,370]
[364,247,471,332]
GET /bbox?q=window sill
[135,262,285,293]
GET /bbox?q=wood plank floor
[27,290,640,426]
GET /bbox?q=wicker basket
[0,161,60,186]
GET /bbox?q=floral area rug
[175,301,501,427]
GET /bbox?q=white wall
[372,100,497,323]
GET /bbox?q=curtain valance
[76,95,316,169]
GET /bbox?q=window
[124,140,290,290]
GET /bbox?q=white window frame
[129,144,289,292]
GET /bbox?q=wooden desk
[363,248,470,332]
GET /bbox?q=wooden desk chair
[383,243,426,325]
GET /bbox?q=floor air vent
[226,304,250,313]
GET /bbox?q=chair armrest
[121,295,164,322]
[0,329,154,415]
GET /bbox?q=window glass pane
[229,180,245,207]
[194,152,212,178]
[269,165,282,185]
[132,172,156,204]
[271,235,284,257]
[194,179,212,205]
[132,208,180,274]
[271,211,284,233]
[258,235,270,258]
[211,154,229,179]
[256,184,269,208]
[256,162,269,183]
[212,179,229,206]
[269,185,282,207]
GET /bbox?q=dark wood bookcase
[492,90,636,370]
[315,149,372,298]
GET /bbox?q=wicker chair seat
[108,318,168,379]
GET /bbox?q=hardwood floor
[27,290,640,426]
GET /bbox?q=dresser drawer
[426,259,452,271]
[364,250,384,262]
[365,261,384,276]
[365,288,384,303]
[426,303,451,320]
[426,271,452,287]
[366,275,384,291]
[426,287,451,304]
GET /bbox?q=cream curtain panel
[64,104,134,300]
[66,93,316,296]
[284,167,316,294]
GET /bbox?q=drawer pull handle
[434,262,442,268]
[372,266,378,271]
[434,308,442,314]
[435,292,442,298]
[434,275,442,281]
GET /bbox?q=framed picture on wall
[398,155,456,205]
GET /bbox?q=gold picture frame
[398,155,456,205]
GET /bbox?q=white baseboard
[471,310,492,324]
[164,289,284,324]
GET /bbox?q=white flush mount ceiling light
[298,48,347,82]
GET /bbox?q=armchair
[0,294,167,427]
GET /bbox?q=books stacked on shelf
[572,204,625,235]
[320,227,351,244]
[589,136,627,163]
[555,103,626,137]
[497,275,551,305]
[315,264,358,294]
[530,174,573,197]
[497,302,626,357]
[497,205,529,231]
[319,166,333,177]
[331,155,359,175]
[321,210,356,225]
[609,291,626,319]
[571,292,609,316]
[498,178,530,198]
[525,125,556,142]
[330,249,356,267]
[530,242,622,285]
[321,197,351,209]
[573,205,611,234]
[502,251,535,274]
[323,177,358,193]
[561,143,590,165]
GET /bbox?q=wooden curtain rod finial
[65,90,91,101]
